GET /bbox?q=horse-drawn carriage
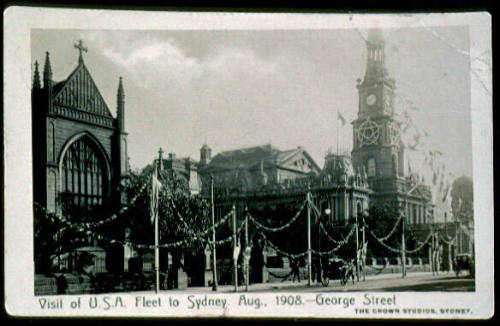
[319,257,354,286]
[453,254,474,277]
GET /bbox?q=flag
[150,169,162,223]
[337,111,346,126]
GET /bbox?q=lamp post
[232,203,238,293]
[307,190,312,286]
[244,206,249,292]
[321,207,331,284]
[355,213,360,282]
[362,212,366,281]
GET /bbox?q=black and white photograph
[4,8,493,318]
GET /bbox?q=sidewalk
[161,270,448,293]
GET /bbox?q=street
[164,271,474,293]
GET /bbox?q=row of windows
[406,203,427,224]
[365,154,402,178]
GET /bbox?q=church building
[32,41,128,273]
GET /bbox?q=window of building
[367,158,376,177]
[60,136,107,221]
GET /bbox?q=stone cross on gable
[74,39,88,64]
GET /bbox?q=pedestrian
[348,259,356,284]
[56,273,68,294]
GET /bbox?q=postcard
[3,7,493,319]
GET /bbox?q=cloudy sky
[31,27,472,180]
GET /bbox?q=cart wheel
[321,275,329,287]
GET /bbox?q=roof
[206,144,321,172]
[52,62,113,118]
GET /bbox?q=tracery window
[60,137,107,220]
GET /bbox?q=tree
[34,204,62,275]
[450,175,473,224]
[121,168,211,286]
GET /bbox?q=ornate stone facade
[351,30,433,225]
[32,42,128,272]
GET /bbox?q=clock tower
[351,29,405,196]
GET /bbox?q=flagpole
[336,108,339,154]
[154,151,161,294]
[211,175,218,291]
[155,196,160,293]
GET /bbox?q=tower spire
[43,51,52,89]
[117,77,125,130]
[33,61,41,89]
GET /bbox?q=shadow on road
[378,279,475,292]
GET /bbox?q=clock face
[366,94,376,106]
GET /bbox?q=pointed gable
[52,64,113,118]
[278,148,321,175]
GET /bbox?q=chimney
[200,144,212,165]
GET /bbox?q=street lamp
[317,204,331,284]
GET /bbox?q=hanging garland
[247,200,307,232]
[260,233,308,259]
[311,226,356,256]
[368,230,402,253]
[35,181,148,231]
[372,214,403,242]
[404,232,433,254]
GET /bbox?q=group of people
[282,257,357,285]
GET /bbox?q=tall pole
[245,207,249,292]
[211,176,218,291]
[307,191,312,286]
[401,215,406,278]
[431,229,435,276]
[362,215,366,281]
[232,203,238,292]
[336,109,339,154]
[401,197,406,278]
[154,151,161,294]
[155,200,159,293]
[435,231,440,274]
[155,148,163,293]
[355,214,360,282]
[318,206,321,284]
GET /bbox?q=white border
[3,8,493,318]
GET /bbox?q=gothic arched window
[60,136,107,220]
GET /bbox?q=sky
[31,27,472,183]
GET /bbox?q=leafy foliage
[121,168,211,257]
[34,205,62,274]
[451,175,473,224]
